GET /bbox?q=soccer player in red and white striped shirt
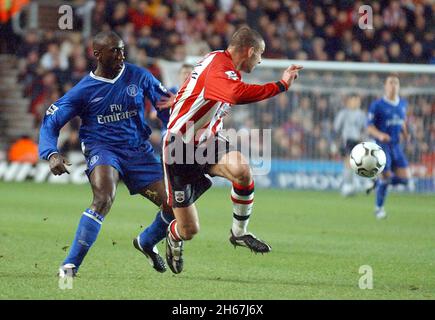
[162,27,302,274]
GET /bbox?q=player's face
[243,41,265,73]
[384,76,400,97]
[98,39,125,73]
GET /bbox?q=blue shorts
[379,142,409,172]
[84,141,163,195]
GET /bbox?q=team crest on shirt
[175,191,185,203]
[225,71,239,80]
[89,155,99,166]
[126,84,139,97]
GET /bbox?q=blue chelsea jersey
[367,97,407,145]
[39,63,170,160]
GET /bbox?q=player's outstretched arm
[39,89,82,161]
[48,153,71,175]
[204,63,303,105]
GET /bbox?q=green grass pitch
[0,181,434,299]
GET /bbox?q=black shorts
[340,139,360,157]
[163,133,235,208]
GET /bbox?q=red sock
[168,220,183,241]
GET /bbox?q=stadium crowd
[240,89,434,170]
[1,0,434,167]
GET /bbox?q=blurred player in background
[366,74,412,219]
[162,27,302,274]
[148,63,194,149]
[164,64,193,137]
[334,94,367,196]
[170,64,194,95]
[39,31,175,277]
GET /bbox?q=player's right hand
[378,133,391,143]
[49,153,71,175]
[281,64,303,88]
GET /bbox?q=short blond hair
[228,27,264,50]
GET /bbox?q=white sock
[231,181,254,236]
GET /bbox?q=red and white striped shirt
[165,50,288,144]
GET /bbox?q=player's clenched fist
[281,64,303,88]
[49,153,71,175]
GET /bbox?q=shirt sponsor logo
[386,115,404,127]
[97,107,138,124]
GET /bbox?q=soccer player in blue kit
[366,74,411,219]
[39,31,175,277]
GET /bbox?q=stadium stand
[0,0,433,167]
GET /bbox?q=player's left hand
[156,91,176,110]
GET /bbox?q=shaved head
[227,27,265,73]
[93,31,122,51]
[228,27,264,51]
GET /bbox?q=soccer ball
[349,142,386,178]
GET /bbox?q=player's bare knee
[179,223,200,240]
[232,164,252,186]
[92,194,115,215]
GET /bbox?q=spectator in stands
[430,49,435,64]
[109,1,129,30]
[16,29,39,58]
[91,0,108,31]
[18,50,40,96]
[3,0,434,163]
[40,42,69,71]
[185,32,211,57]
[30,71,59,123]
[128,0,154,32]
[70,55,88,85]
[383,1,406,28]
